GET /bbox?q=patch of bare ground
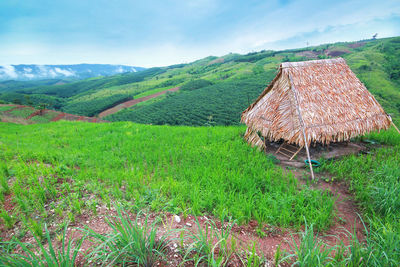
[208,57,225,65]
[325,49,350,57]
[348,42,367,49]
[295,51,320,59]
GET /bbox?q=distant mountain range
[0,64,146,81]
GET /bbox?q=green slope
[1,37,399,123]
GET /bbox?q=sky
[0,0,399,67]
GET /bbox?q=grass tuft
[85,206,174,267]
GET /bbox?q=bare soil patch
[295,51,320,59]
[348,42,367,49]
[325,49,350,57]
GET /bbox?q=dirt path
[98,86,180,118]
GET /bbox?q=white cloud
[23,67,32,73]
[48,69,57,78]
[0,65,18,78]
[23,73,35,79]
[54,67,75,76]
[0,0,399,67]
[37,65,48,75]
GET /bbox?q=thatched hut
[241,58,397,178]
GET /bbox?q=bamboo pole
[288,74,315,180]
[302,130,315,180]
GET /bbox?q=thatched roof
[241,58,391,147]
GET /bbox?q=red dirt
[26,110,42,119]
[0,193,16,234]
[3,193,15,213]
[325,49,350,57]
[98,86,180,118]
[51,112,66,121]
[208,58,225,65]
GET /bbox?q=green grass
[85,207,174,266]
[0,224,84,266]
[0,121,335,231]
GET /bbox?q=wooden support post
[288,74,314,180]
[303,136,315,180]
[263,137,267,152]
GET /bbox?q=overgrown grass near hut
[320,128,400,265]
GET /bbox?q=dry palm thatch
[242,58,392,149]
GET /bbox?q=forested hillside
[1,37,399,124]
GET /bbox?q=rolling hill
[1,37,399,125]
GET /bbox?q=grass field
[0,121,335,230]
[1,121,400,265]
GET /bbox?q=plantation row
[106,74,275,126]
[107,37,400,125]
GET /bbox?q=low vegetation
[0,121,335,230]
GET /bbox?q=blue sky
[0,0,399,67]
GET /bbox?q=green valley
[1,37,400,125]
